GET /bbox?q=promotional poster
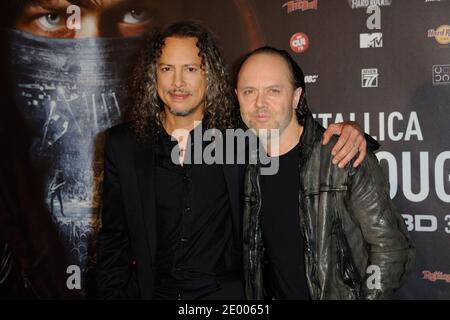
[1,0,449,300]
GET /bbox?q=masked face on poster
[7,0,184,210]
[13,0,184,38]
[3,0,264,297]
[3,0,184,297]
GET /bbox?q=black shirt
[260,142,310,300]
[154,124,240,292]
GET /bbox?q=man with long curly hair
[97,21,372,300]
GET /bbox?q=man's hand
[322,121,367,168]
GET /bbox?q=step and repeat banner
[4,0,449,299]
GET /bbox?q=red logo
[283,0,318,14]
[290,32,310,53]
[422,270,450,283]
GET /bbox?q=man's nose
[173,69,186,88]
[255,91,266,108]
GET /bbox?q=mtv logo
[360,33,383,48]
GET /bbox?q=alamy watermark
[169,122,280,175]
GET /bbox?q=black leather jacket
[243,111,415,300]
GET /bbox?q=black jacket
[243,111,415,300]
[96,123,243,299]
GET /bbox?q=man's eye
[160,67,171,72]
[37,13,63,29]
[269,89,280,94]
[243,90,254,95]
[122,9,148,24]
[187,67,197,72]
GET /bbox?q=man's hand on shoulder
[322,121,367,169]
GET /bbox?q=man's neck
[162,110,204,136]
[162,108,204,166]
[267,120,303,157]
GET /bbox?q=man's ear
[293,87,302,110]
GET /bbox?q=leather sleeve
[96,129,132,299]
[348,151,415,299]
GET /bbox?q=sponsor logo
[359,5,382,49]
[361,68,379,87]
[433,64,450,85]
[422,271,450,283]
[282,0,318,14]
[290,32,310,53]
[425,0,441,2]
[428,25,450,46]
[360,32,383,48]
[348,0,392,9]
[305,75,319,83]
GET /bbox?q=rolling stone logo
[422,271,450,283]
[290,32,309,53]
[348,0,392,9]
[282,0,318,14]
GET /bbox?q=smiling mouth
[254,113,271,121]
[169,92,191,100]
[170,92,191,101]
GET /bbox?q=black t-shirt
[260,142,310,300]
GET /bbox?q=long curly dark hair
[129,21,237,141]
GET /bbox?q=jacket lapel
[134,144,157,264]
[222,163,243,243]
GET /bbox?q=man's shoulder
[104,122,145,153]
[107,122,134,138]
[106,122,140,144]
[307,122,347,175]
[308,119,336,158]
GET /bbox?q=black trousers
[153,274,245,300]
